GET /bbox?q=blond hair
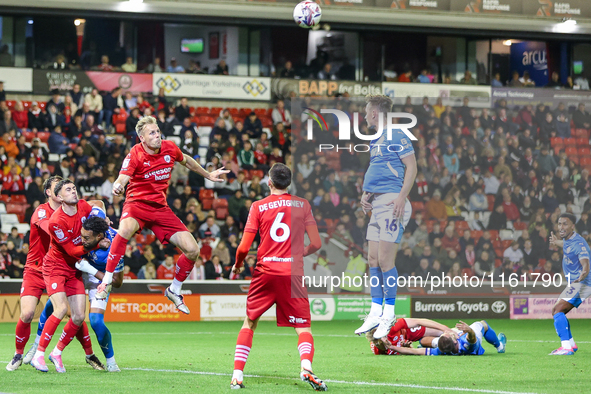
[136,115,158,136]
[365,94,393,113]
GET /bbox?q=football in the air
[293,1,322,29]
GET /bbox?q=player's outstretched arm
[386,345,425,356]
[180,154,230,182]
[112,174,131,196]
[304,224,322,257]
[404,318,450,333]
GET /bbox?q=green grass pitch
[1,319,590,393]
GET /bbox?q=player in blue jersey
[548,213,591,355]
[75,212,124,371]
[381,320,506,356]
[355,95,417,339]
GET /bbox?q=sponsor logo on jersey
[144,161,151,166]
[38,209,46,218]
[164,155,171,163]
[122,212,129,218]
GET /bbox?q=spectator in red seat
[157,255,176,280]
[11,101,27,130]
[0,132,19,158]
[441,226,461,253]
[42,104,64,131]
[541,189,559,213]
[84,88,103,121]
[243,111,262,139]
[84,113,103,137]
[0,110,17,136]
[205,255,224,280]
[426,189,447,220]
[216,109,234,131]
[214,60,229,75]
[102,87,122,130]
[122,265,137,280]
[123,91,137,111]
[46,89,65,114]
[27,101,44,132]
[125,108,140,143]
[210,119,228,141]
[573,103,591,129]
[97,55,114,71]
[175,97,191,123]
[501,193,519,221]
[537,260,555,276]
[272,99,291,127]
[1,165,24,194]
[487,204,506,231]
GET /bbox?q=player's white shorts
[83,273,109,310]
[560,282,591,308]
[366,193,412,243]
[470,322,485,343]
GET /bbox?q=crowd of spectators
[2,78,591,282]
[0,83,293,280]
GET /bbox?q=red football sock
[298,332,314,366]
[174,254,196,282]
[38,315,62,353]
[75,321,94,356]
[56,320,81,352]
[233,328,254,372]
[15,319,31,355]
[106,234,128,273]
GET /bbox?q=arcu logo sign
[304,108,418,152]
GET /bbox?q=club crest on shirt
[164,155,171,163]
[81,216,86,224]
[38,209,46,218]
[53,226,65,240]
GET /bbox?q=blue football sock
[382,267,398,305]
[89,313,114,359]
[566,318,573,340]
[369,267,383,305]
[37,299,54,337]
[553,312,571,342]
[482,321,500,347]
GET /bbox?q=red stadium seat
[488,230,499,241]
[116,124,126,134]
[6,100,15,110]
[202,198,214,210]
[456,221,469,232]
[565,147,578,157]
[37,132,50,143]
[200,244,212,261]
[495,248,503,258]
[199,116,215,126]
[145,234,156,245]
[251,170,264,179]
[578,147,591,156]
[501,240,513,249]
[411,201,425,213]
[0,195,10,203]
[227,108,239,116]
[210,107,223,117]
[135,233,146,244]
[439,220,448,231]
[471,230,483,241]
[261,118,273,128]
[23,131,36,142]
[215,207,229,220]
[199,189,214,200]
[6,203,27,215]
[580,157,591,167]
[254,108,267,117]
[239,108,253,117]
[550,137,564,147]
[514,221,527,230]
[461,268,473,277]
[554,146,563,156]
[10,195,27,204]
[188,106,195,116]
[212,198,228,210]
[495,259,502,268]
[38,102,46,110]
[564,137,576,147]
[195,107,209,116]
[191,116,200,125]
[22,101,32,110]
[575,129,590,140]
[492,240,501,249]
[576,138,589,147]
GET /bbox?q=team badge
[52,283,57,290]
[164,155,171,163]
[38,209,46,218]
[54,227,65,240]
[81,217,86,224]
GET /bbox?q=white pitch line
[1,362,540,394]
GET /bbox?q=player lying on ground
[365,317,451,355]
[548,213,591,355]
[356,94,417,339]
[96,116,229,313]
[6,176,102,372]
[229,163,325,391]
[374,320,506,356]
[30,180,106,373]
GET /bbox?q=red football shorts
[122,200,189,243]
[246,271,311,328]
[43,263,85,297]
[20,268,46,299]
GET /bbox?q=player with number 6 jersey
[229,163,326,391]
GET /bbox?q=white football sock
[561,340,572,350]
[34,334,41,345]
[232,369,244,381]
[301,359,312,371]
[52,348,62,356]
[170,279,182,294]
[106,356,116,365]
[569,338,576,348]
[369,302,383,317]
[382,304,395,320]
[33,350,44,359]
